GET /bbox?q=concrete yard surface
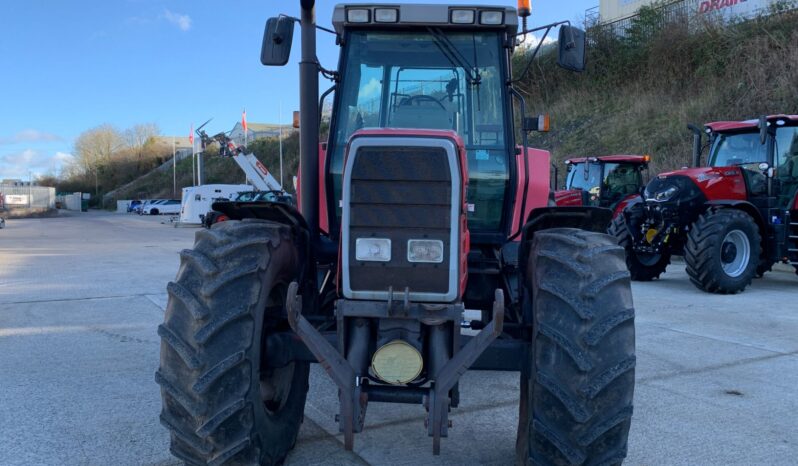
[1,212,796,465]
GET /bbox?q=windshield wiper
[427,27,481,85]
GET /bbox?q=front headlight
[407,239,444,263]
[355,238,391,262]
[648,186,679,202]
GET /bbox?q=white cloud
[358,78,381,100]
[0,149,74,179]
[0,129,62,145]
[517,33,557,49]
[162,9,192,32]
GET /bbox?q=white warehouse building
[598,0,783,24]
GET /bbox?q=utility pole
[197,147,203,186]
[192,138,196,186]
[172,136,176,197]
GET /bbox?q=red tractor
[157,3,636,465]
[555,155,650,218]
[610,115,798,293]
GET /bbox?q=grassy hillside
[518,6,798,173]
[109,132,300,201]
[112,7,797,200]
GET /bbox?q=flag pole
[279,101,284,188]
[192,136,196,186]
[172,136,176,197]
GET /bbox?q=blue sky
[0,0,596,179]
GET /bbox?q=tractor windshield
[566,162,602,192]
[328,29,509,233]
[708,132,768,168]
[566,162,643,204]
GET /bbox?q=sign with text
[698,0,767,16]
[5,194,29,205]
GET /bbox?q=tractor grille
[347,145,453,295]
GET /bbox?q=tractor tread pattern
[520,228,635,466]
[684,208,761,294]
[157,219,308,465]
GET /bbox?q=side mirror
[261,16,295,66]
[557,26,586,72]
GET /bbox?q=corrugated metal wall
[0,186,56,209]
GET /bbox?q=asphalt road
[1,211,796,465]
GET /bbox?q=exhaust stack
[300,0,319,240]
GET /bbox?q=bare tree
[125,123,160,171]
[73,124,125,196]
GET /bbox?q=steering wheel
[401,95,446,109]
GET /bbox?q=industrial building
[597,0,783,24]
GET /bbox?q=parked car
[138,199,166,215]
[127,200,143,213]
[145,199,180,215]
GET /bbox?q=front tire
[156,219,309,465]
[685,208,761,294]
[608,214,670,281]
[517,228,635,466]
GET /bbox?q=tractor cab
[325,7,524,241]
[703,116,798,208]
[556,155,649,216]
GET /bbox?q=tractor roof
[332,4,518,37]
[565,155,650,165]
[705,115,798,132]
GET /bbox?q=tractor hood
[645,167,747,204]
[554,188,586,207]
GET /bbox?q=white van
[179,184,252,225]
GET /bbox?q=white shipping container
[117,200,132,213]
[65,193,82,211]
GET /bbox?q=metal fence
[0,185,56,209]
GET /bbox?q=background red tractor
[555,155,650,218]
[610,115,798,293]
[156,2,636,465]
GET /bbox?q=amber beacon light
[518,0,531,17]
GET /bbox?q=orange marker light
[538,114,550,132]
[643,154,651,163]
[518,0,531,17]
[293,110,300,129]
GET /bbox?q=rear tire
[156,219,309,465]
[685,208,761,294]
[517,228,635,466]
[608,214,670,281]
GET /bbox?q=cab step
[789,215,798,265]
